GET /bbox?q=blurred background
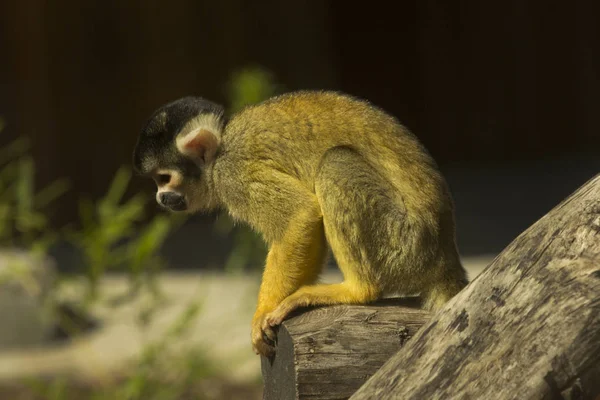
[0,1,598,399]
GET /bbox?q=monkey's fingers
[266,303,294,327]
[252,336,275,357]
[251,321,276,357]
[261,319,277,343]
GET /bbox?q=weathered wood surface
[261,297,431,400]
[351,174,600,400]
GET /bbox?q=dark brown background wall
[1,1,599,257]
[330,1,600,162]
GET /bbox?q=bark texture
[351,174,600,400]
[261,298,431,400]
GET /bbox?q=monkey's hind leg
[267,146,398,327]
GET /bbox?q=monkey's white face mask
[153,123,221,213]
[153,169,188,212]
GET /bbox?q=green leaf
[0,136,30,166]
[166,301,203,339]
[127,215,171,273]
[16,156,34,215]
[35,178,70,209]
[100,166,132,211]
[228,66,278,113]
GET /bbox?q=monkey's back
[220,91,451,220]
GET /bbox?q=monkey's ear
[176,128,220,166]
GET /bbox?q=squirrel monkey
[133,91,468,357]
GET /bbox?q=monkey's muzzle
[158,192,187,211]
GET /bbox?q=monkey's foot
[266,283,381,327]
[251,313,277,357]
[265,301,298,327]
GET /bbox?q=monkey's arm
[239,169,327,356]
[252,203,326,355]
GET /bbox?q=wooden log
[261,297,431,400]
[351,174,600,400]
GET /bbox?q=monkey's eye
[156,173,171,185]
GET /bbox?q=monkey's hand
[251,311,277,357]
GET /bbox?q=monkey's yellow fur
[134,90,468,357]
[209,92,468,356]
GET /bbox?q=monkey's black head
[133,96,225,212]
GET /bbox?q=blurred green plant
[0,120,186,304]
[213,66,282,273]
[227,66,279,113]
[67,166,186,303]
[0,64,279,398]
[0,136,69,254]
[23,299,218,400]
[109,300,211,400]
[0,133,214,399]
